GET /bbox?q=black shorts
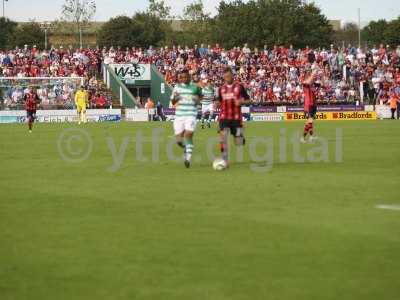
[219,120,243,137]
[304,105,317,119]
[27,111,36,121]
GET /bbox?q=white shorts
[173,117,197,135]
[201,104,214,114]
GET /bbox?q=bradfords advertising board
[285,112,329,121]
[330,111,377,120]
[110,64,151,81]
[0,110,121,123]
[285,111,377,121]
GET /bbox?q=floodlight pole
[45,28,48,49]
[40,22,52,50]
[79,26,83,49]
[358,8,361,49]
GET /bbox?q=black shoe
[184,160,191,168]
[201,124,205,129]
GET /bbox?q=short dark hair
[223,67,233,74]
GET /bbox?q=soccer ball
[213,158,227,171]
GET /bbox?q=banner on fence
[285,111,377,121]
[0,109,121,123]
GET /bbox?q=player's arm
[85,92,89,108]
[34,93,40,109]
[23,94,28,108]
[74,92,79,106]
[214,86,221,109]
[171,88,179,105]
[304,71,317,86]
[195,86,203,105]
[237,85,252,106]
[171,88,181,105]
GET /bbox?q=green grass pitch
[0,121,399,300]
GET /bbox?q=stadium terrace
[1,44,400,110]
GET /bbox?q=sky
[3,0,400,24]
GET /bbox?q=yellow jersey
[75,90,88,107]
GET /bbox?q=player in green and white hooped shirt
[199,74,215,129]
[171,70,202,168]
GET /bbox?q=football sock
[303,123,310,137]
[220,141,228,161]
[184,138,193,161]
[309,123,314,136]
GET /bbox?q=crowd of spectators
[103,43,400,106]
[2,43,400,109]
[0,76,112,110]
[0,45,102,77]
[0,45,111,110]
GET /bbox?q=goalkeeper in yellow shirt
[75,86,89,124]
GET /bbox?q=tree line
[1,0,400,50]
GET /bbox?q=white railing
[0,76,85,85]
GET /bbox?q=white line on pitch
[376,205,400,211]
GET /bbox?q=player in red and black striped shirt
[215,68,251,164]
[24,87,39,133]
[301,69,318,143]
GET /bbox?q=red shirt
[96,95,107,108]
[25,93,38,111]
[217,82,249,121]
[303,83,316,110]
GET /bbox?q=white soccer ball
[213,158,227,171]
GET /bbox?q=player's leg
[302,106,316,143]
[27,111,33,132]
[308,106,317,141]
[301,119,310,143]
[308,119,316,141]
[82,107,87,123]
[231,122,246,146]
[31,111,36,131]
[203,112,211,129]
[200,106,206,129]
[77,106,82,124]
[174,118,185,149]
[183,130,194,168]
[219,120,230,163]
[301,118,313,143]
[207,106,213,128]
[182,117,197,168]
